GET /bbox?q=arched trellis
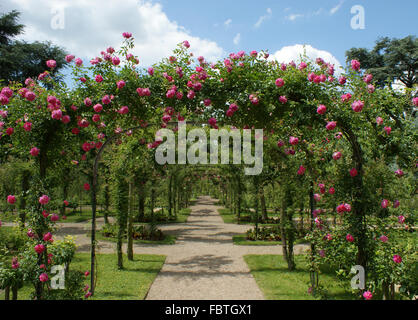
[89,120,225,294]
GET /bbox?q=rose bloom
[379,235,388,243]
[363,291,373,300]
[393,255,402,264]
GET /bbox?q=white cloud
[286,13,304,21]
[254,8,272,28]
[313,8,323,16]
[233,33,241,45]
[224,18,232,28]
[330,0,345,15]
[1,0,225,66]
[271,44,342,73]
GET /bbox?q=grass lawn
[0,210,109,224]
[218,208,281,227]
[166,208,192,224]
[92,232,177,245]
[61,210,109,223]
[244,254,354,300]
[233,234,309,246]
[2,253,166,300]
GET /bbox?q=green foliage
[0,10,68,84]
[346,35,418,88]
[41,270,85,300]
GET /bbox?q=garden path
[3,196,309,300]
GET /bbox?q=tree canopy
[0,10,68,84]
[346,35,418,89]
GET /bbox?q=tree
[0,10,24,45]
[0,10,68,84]
[346,35,418,89]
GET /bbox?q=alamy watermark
[350,5,365,30]
[350,265,365,290]
[50,265,65,290]
[51,5,65,30]
[154,121,263,175]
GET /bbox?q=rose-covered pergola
[1,32,416,299]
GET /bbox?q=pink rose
[349,168,358,177]
[75,58,83,66]
[30,147,40,157]
[326,121,337,131]
[51,109,62,120]
[393,255,402,264]
[6,127,14,135]
[84,98,92,106]
[39,273,49,282]
[208,117,217,128]
[39,195,50,205]
[363,291,373,300]
[379,235,388,243]
[317,104,327,115]
[279,96,287,104]
[62,115,70,124]
[93,104,103,113]
[117,80,125,89]
[118,106,129,115]
[297,165,306,176]
[46,60,57,68]
[351,59,361,71]
[339,76,347,85]
[351,100,364,112]
[35,244,45,254]
[43,232,52,242]
[289,136,299,146]
[7,195,16,204]
[363,74,373,84]
[275,78,284,87]
[65,54,75,62]
[346,234,354,242]
[112,56,120,66]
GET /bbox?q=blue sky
[156,0,417,66]
[1,0,417,72]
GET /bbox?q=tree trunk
[280,186,295,271]
[150,185,156,219]
[138,189,145,221]
[104,184,110,224]
[168,175,173,218]
[4,286,10,300]
[342,125,367,269]
[18,169,31,225]
[12,285,18,300]
[115,175,128,270]
[259,186,267,221]
[309,181,319,292]
[237,180,242,220]
[127,182,134,261]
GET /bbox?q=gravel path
[145,196,308,300]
